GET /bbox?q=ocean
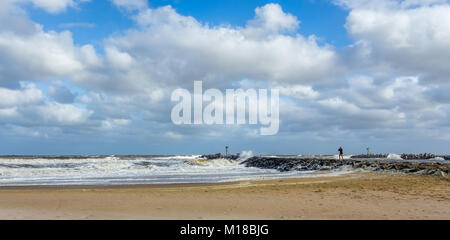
[0,155,351,186]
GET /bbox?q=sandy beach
[0,172,448,220]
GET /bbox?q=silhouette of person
[338,147,344,160]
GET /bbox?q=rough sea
[0,155,352,186]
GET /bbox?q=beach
[0,172,448,220]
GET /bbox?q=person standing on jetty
[338,147,344,160]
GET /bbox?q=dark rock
[401,153,436,160]
[240,156,450,177]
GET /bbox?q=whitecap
[387,153,402,160]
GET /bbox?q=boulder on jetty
[200,153,240,160]
[401,153,435,159]
[241,156,450,177]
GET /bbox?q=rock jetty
[401,153,436,159]
[351,154,388,158]
[350,153,449,160]
[241,157,449,177]
[200,153,240,160]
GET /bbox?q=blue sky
[0,0,449,155]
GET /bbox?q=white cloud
[166,131,183,140]
[111,0,148,11]
[0,22,100,84]
[58,22,96,28]
[318,97,406,123]
[0,0,99,86]
[0,83,93,127]
[313,75,449,132]
[100,118,131,130]
[276,84,319,99]
[105,46,135,69]
[3,0,91,14]
[0,82,43,107]
[83,4,338,95]
[46,81,77,103]
[335,0,448,9]
[29,0,76,13]
[0,107,19,119]
[341,0,450,81]
[34,102,93,125]
[245,3,300,37]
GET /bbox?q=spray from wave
[239,150,254,160]
[387,153,402,160]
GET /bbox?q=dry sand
[0,172,449,219]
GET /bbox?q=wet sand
[0,172,449,219]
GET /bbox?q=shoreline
[0,180,241,191]
[0,172,449,219]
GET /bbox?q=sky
[0,0,449,155]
